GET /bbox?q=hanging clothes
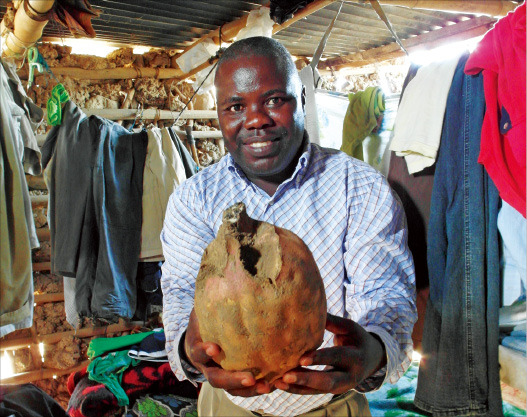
[465,3,526,218]
[389,55,459,174]
[139,128,187,261]
[41,101,147,321]
[0,59,42,337]
[414,53,502,417]
[299,64,322,145]
[167,127,199,178]
[340,86,385,161]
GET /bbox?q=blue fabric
[414,53,502,416]
[128,330,168,362]
[42,102,148,320]
[501,326,527,355]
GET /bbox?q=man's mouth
[248,141,273,149]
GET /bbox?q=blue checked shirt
[161,142,416,417]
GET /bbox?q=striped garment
[160,142,416,417]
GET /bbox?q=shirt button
[503,122,509,129]
[268,201,274,206]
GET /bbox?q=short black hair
[214,36,300,87]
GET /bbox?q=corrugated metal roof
[0,0,499,59]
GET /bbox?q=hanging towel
[340,86,384,161]
[389,55,460,174]
[465,3,526,218]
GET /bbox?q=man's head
[214,36,306,193]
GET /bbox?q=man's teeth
[249,141,271,148]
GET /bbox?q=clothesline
[36,129,223,146]
[40,107,218,120]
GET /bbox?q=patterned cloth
[125,394,197,417]
[161,142,417,416]
[67,362,197,417]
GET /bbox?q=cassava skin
[194,202,327,383]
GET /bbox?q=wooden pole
[1,0,55,58]
[30,195,48,209]
[372,0,518,17]
[34,293,64,304]
[0,321,144,351]
[36,227,50,242]
[32,262,51,272]
[26,174,47,190]
[81,108,217,120]
[0,360,90,385]
[272,0,336,33]
[321,15,495,70]
[18,66,185,81]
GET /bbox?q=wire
[171,57,220,126]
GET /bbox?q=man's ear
[301,85,306,113]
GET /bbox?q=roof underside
[0,0,498,60]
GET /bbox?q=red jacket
[465,3,526,217]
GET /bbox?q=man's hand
[183,309,273,397]
[274,313,387,395]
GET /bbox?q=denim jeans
[42,102,147,320]
[414,53,502,416]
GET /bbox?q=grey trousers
[198,382,372,417]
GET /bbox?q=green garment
[87,330,156,359]
[340,86,385,161]
[88,350,139,406]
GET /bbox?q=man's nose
[244,104,273,129]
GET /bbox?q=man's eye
[227,104,243,112]
[267,97,284,105]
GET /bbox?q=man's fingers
[301,346,359,369]
[205,366,256,390]
[226,381,273,397]
[277,369,354,395]
[325,313,361,336]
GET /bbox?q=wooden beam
[372,0,518,17]
[36,227,50,242]
[175,0,337,81]
[81,108,217,120]
[18,66,184,81]
[272,0,336,33]
[321,15,495,70]
[0,321,144,351]
[0,360,90,385]
[1,0,55,58]
[30,195,48,209]
[34,292,64,304]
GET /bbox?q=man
[161,36,416,417]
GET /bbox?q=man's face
[215,55,305,183]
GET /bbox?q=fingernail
[241,378,254,386]
[300,357,313,366]
[205,347,215,356]
[256,384,269,394]
[283,374,297,384]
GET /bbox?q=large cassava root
[194,202,327,382]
